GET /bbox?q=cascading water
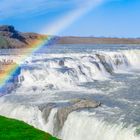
[18,50,140,90]
[0,45,140,140]
[61,111,140,140]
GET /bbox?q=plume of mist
[41,0,104,35]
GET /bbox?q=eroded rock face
[96,54,114,74]
[39,99,100,135]
[0,25,23,39]
[54,99,101,134]
[0,25,26,48]
[39,103,57,123]
[0,25,47,48]
[0,25,15,32]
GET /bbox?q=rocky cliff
[0,25,47,48]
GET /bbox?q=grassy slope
[0,116,59,140]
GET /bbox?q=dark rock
[0,25,26,42]
[96,54,114,74]
[53,98,101,135]
[0,25,47,49]
[40,103,57,123]
[59,60,64,66]
[0,25,15,32]
[37,99,101,136]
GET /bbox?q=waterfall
[61,111,140,140]
[0,48,139,140]
[17,50,140,90]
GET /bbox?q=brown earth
[0,25,47,48]
[57,36,140,44]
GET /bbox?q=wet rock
[39,103,57,123]
[96,54,114,74]
[53,98,101,135]
[91,61,101,70]
[37,99,101,136]
[59,60,64,66]
[115,59,123,65]
[45,84,54,89]
[78,65,86,76]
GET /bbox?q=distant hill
[0,25,140,49]
[57,36,140,44]
[0,25,47,48]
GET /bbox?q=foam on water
[0,46,140,140]
[61,111,140,140]
[0,98,43,128]
[15,49,140,91]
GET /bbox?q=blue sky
[0,0,140,37]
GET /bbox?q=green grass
[0,115,59,140]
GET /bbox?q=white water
[17,50,140,90]
[61,111,140,140]
[0,46,140,140]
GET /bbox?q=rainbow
[0,35,54,93]
[0,0,104,94]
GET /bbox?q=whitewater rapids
[0,45,140,140]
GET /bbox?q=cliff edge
[0,25,47,48]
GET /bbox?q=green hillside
[0,115,59,140]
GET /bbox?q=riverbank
[0,115,59,140]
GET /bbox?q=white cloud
[0,0,77,19]
[0,0,118,20]
[0,0,44,18]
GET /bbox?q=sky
[0,0,140,37]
